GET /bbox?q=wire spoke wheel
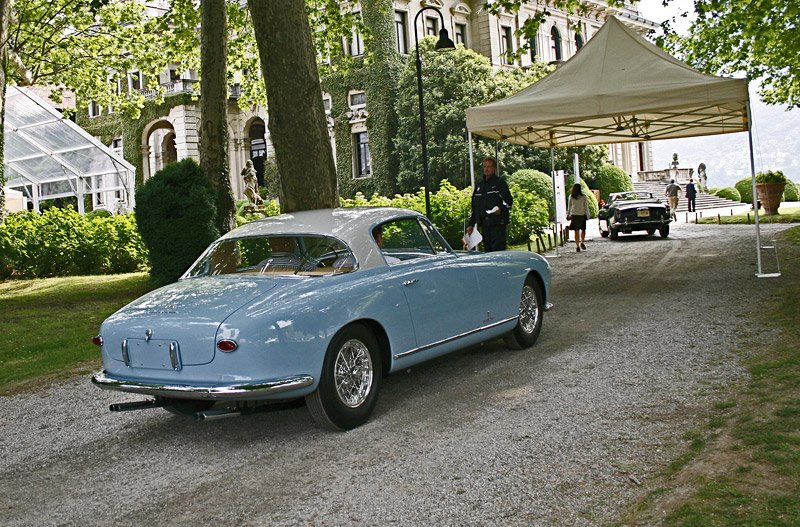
[333,339,374,408]
[518,285,540,335]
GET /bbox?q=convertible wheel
[160,398,215,416]
[646,228,655,236]
[503,277,544,350]
[659,225,670,238]
[609,227,619,240]
[306,324,382,431]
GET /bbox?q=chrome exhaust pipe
[194,409,242,421]
[109,399,164,412]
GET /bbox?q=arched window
[575,33,584,50]
[551,26,562,61]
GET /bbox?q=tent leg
[747,100,778,278]
[468,131,475,190]
[550,147,560,258]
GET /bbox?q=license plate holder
[637,208,651,218]
[125,338,182,370]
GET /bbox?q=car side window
[419,220,451,254]
[375,218,436,261]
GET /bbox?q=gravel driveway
[0,221,790,527]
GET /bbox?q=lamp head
[435,29,456,51]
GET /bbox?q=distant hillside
[650,99,800,188]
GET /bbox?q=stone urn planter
[755,182,786,215]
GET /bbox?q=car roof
[220,207,428,270]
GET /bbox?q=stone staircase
[632,182,742,213]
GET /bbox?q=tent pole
[468,131,475,189]
[746,98,774,278]
[551,147,559,257]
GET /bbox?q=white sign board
[553,170,567,224]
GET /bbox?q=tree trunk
[247,0,338,213]
[0,0,11,218]
[200,0,235,234]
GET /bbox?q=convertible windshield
[185,235,355,277]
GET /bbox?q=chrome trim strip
[91,371,315,400]
[393,316,518,360]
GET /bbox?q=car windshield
[614,192,653,202]
[185,235,355,278]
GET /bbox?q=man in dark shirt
[466,157,513,251]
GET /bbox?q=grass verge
[696,206,800,225]
[615,225,800,526]
[0,273,156,395]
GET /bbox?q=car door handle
[402,279,418,287]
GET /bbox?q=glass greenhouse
[3,85,135,213]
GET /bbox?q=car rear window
[185,235,355,277]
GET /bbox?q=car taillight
[217,339,238,352]
[92,335,103,346]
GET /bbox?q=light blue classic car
[92,207,552,430]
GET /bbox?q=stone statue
[697,163,707,192]
[241,159,263,207]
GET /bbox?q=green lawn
[0,273,156,394]
[697,206,800,224]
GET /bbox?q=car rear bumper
[91,370,315,400]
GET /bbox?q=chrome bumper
[91,371,315,400]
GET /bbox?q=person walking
[467,157,513,252]
[664,179,681,220]
[567,183,590,252]
[685,178,697,212]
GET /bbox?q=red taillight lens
[217,339,238,352]
[92,335,103,346]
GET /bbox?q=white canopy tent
[466,16,774,276]
[3,85,136,214]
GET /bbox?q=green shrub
[86,209,112,220]
[340,180,549,248]
[734,178,754,204]
[783,181,799,201]
[714,187,741,202]
[0,208,147,279]
[755,170,788,184]
[135,158,219,285]
[586,163,634,202]
[507,169,553,214]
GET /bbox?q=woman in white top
[567,184,590,252]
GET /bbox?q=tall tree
[248,0,338,212]
[199,0,234,234]
[662,0,799,107]
[0,0,10,218]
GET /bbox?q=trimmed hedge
[734,178,754,204]
[0,208,147,279]
[507,169,553,215]
[135,159,219,285]
[340,180,549,248]
[784,181,799,201]
[714,187,742,202]
[586,163,634,202]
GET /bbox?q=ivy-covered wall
[77,94,194,188]
[322,0,404,198]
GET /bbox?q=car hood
[101,277,278,366]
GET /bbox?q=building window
[349,91,366,108]
[501,25,514,64]
[346,28,364,57]
[323,96,332,113]
[455,23,467,46]
[395,11,408,54]
[575,33,584,50]
[88,100,101,118]
[551,26,562,61]
[530,37,537,61]
[354,132,372,179]
[129,71,142,92]
[425,16,438,37]
[111,138,123,152]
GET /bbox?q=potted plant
[755,170,788,215]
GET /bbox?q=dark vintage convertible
[598,191,671,239]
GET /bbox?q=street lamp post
[413,7,455,219]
